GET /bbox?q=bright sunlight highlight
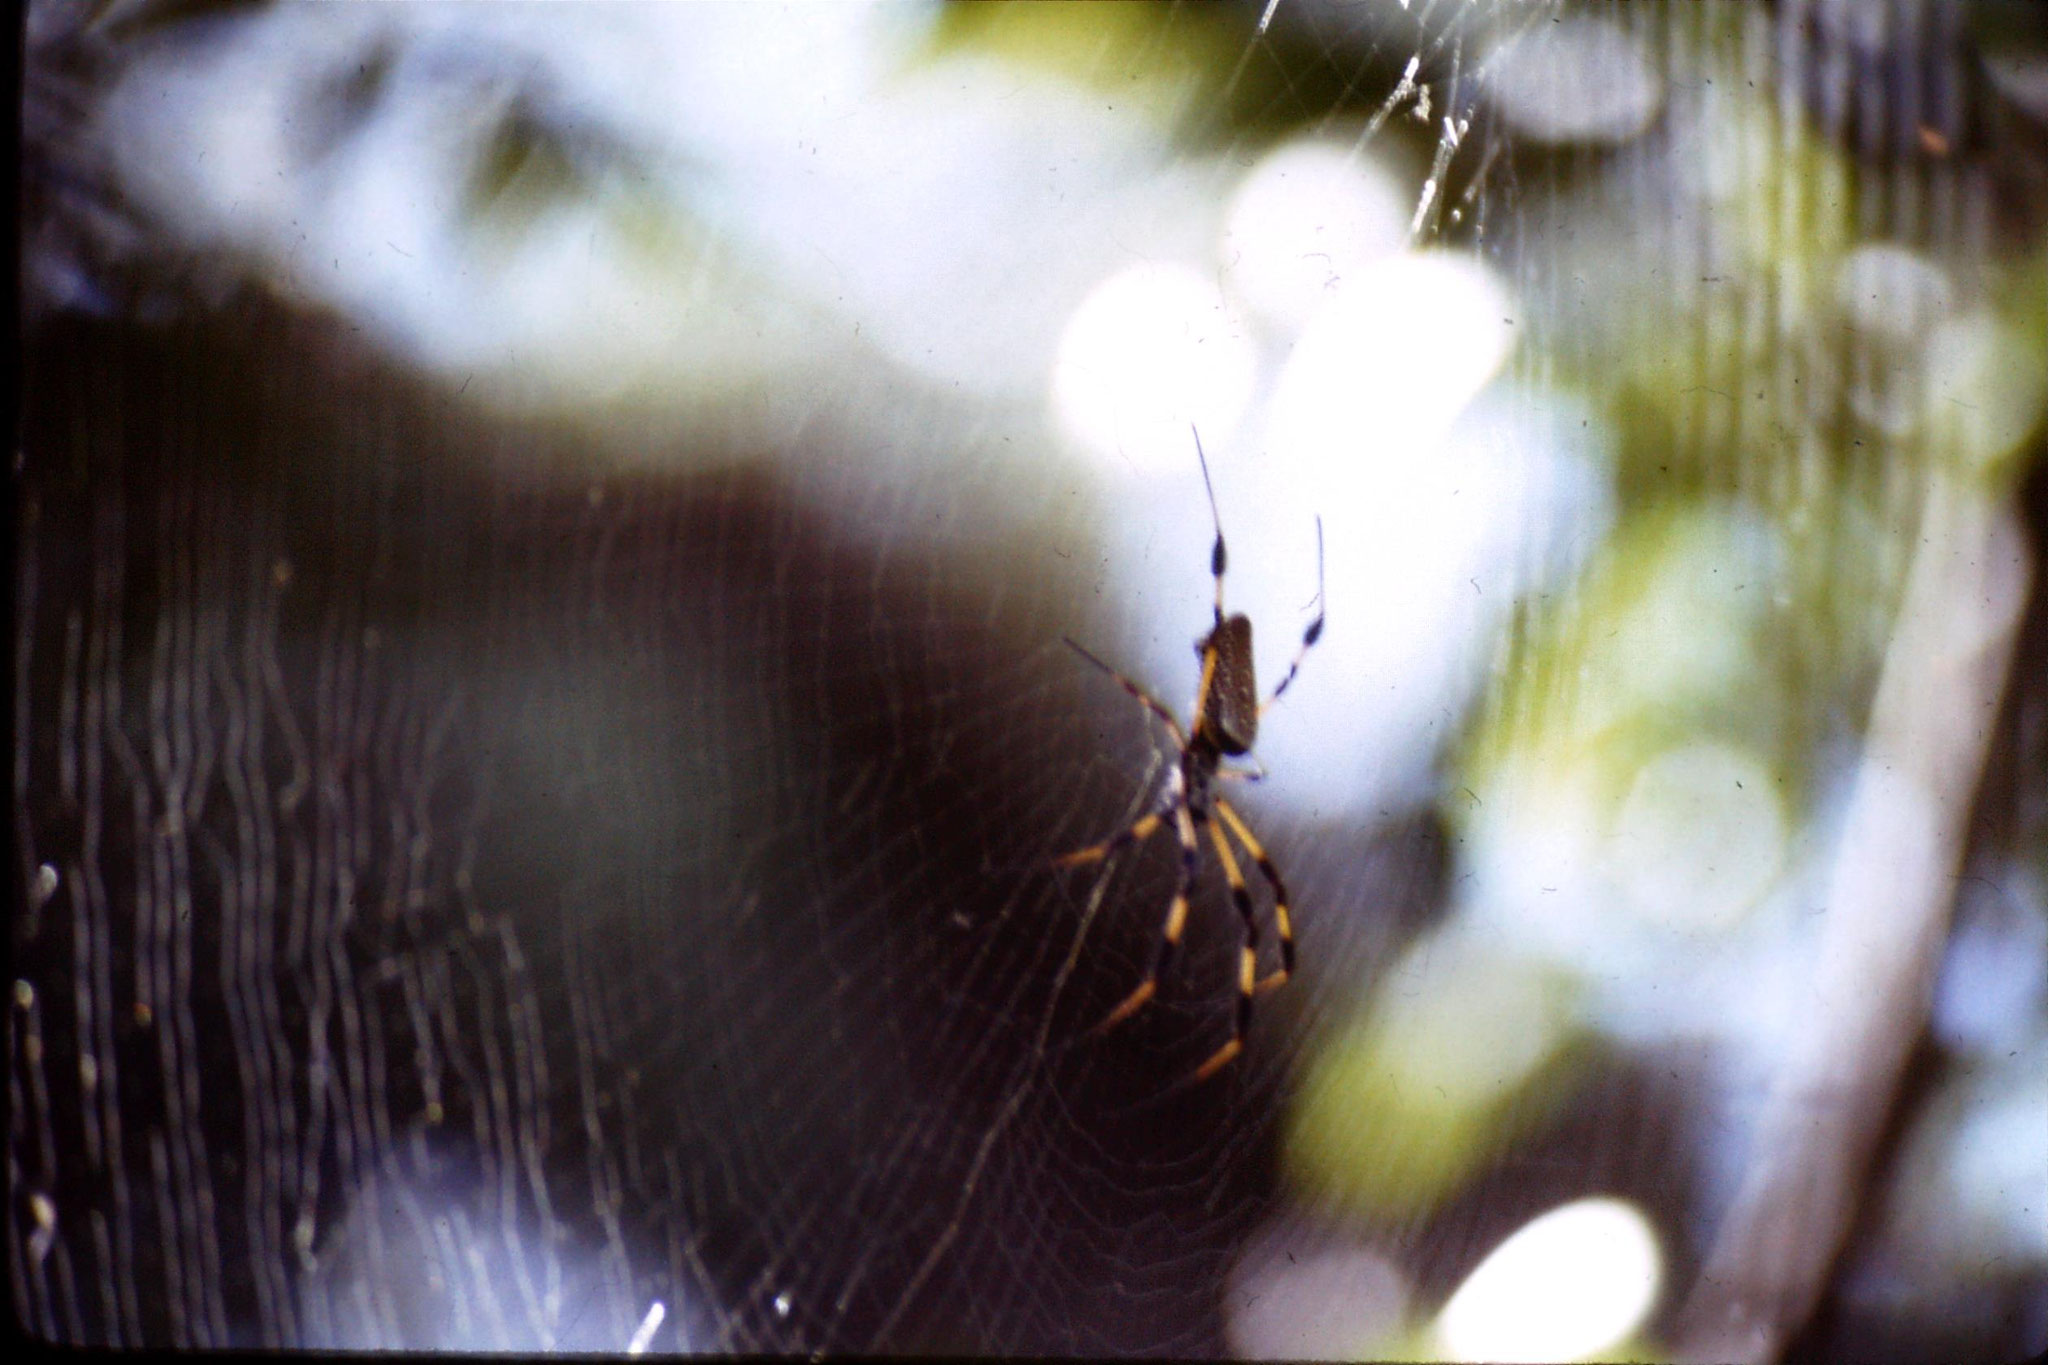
[1051,262,1258,474]
[1435,1196,1662,1363]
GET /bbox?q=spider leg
[1189,810,1261,1082]
[1052,804,1168,869]
[1062,636,1188,746]
[1091,799,1200,1036]
[1261,516,1325,714]
[1192,426,1228,627]
[1214,798,1294,992]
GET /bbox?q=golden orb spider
[1057,430,1324,1082]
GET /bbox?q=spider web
[14,310,1447,1352]
[7,323,1388,1352]
[14,2,2043,1358]
[11,9,1475,1351]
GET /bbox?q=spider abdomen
[1199,613,1259,756]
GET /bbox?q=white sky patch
[720,49,1196,398]
[1834,245,1956,345]
[1931,865,2048,1055]
[96,2,1217,415]
[1830,245,1959,437]
[1075,370,1606,825]
[1480,13,1664,146]
[1225,260,1557,816]
[1947,1073,2048,1259]
[1461,741,1802,1046]
[1221,138,1411,335]
[1454,719,1850,1077]
[97,4,857,406]
[1434,1197,1662,1363]
[1051,263,1260,475]
[1266,252,1514,470]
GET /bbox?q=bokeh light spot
[1481,15,1663,146]
[1435,1196,1662,1363]
[1266,252,1515,479]
[1051,262,1257,474]
[1286,941,1584,1217]
[1220,139,1410,335]
[1226,1232,1410,1361]
[1607,741,1787,934]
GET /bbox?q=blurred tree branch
[1673,474,2034,1362]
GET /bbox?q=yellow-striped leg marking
[1190,1038,1243,1082]
[1205,811,1266,997]
[1053,811,1163,869]
[1186,818,1262,1083]
[1190,947,1257,1083]
[1091,801,1199,1036]
[1215,798,1294,992]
